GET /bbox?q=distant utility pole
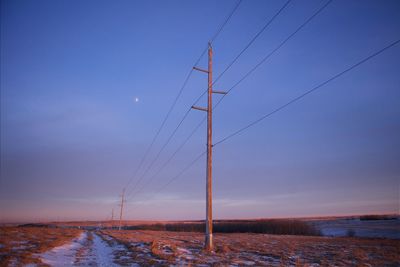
[192,43,226,251]
[111,208,114,229]
[119,188,125,230]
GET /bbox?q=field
[0,227,82,266]
[1,225,399,266]
[311,217,400,239]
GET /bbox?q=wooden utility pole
[205,43,213,251]
[192,43,226,251]
[119,189,125,230]
[111,208,114,229]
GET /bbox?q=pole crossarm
[193,66,209,73]
[191,105,208,112]
[212,90,227,94]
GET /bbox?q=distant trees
[127,219,321,236]
[359,215,396,221]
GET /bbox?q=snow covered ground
[1,226,399,266]
[310,218,400,239]
[102,229,400,266]
[38,231,131,266]
[39,232,87,265]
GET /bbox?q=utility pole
[111,208,114,229]
[192,43,226,251]
[119,188,125,230]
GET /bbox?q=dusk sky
[1,0,399,223]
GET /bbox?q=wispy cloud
[54,196,118,205]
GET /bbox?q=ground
[0,227,399,266]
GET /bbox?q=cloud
[53,196,118,205]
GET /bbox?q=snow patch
[39,232,86,266]
[91,233,117,266]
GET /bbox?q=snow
[40,232,87,266]
[231,259,256,266]
[90,233,116,266]
[312,218,400,239]
[11,240,28,245]
[176,247,195,260]
[40,231,87,266]
[177,247,191,254]
[37,231,130,266]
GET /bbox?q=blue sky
[1,0,399,222]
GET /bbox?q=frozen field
[1,226,399,266]
[310,217,400,239]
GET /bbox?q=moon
[135,97,139,103]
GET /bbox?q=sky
[1,0,399,223]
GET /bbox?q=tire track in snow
[39,231,132,266]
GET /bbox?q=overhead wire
[122,44,205,192]
[124,0,243,199]
[192,0,294,107]
[212,0,334,110]
[127,116,206,202]
[213,38,400,146]
[126,0,332,201]
[125,0,293,201]
[129,150,207,207]
[124,3,399,215]
[133,37,400,206]
[213,0,292,85]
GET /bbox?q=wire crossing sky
[125,0,294,202]
[123,0,243,197]
[1,0,399,222]
[128,37,400,207]
[126,0,331,203]
[124,0,243,201]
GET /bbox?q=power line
[125,0,291,200]
[124,0,243,198]
[185,0,333,148]
[127,116,206,202]
[127,150,206,207]
[213,38,400,147]
[123,55,199,192]
[126,108,192,198]
[123,5,399,219]
[213,0,292,85]
[129,151,206,204]
[210,0,243,44]
[213,0,333,110]
[127,0,332,199]
[192,0,331,124]
[192,0,294,107]
[130,37,400,207]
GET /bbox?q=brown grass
[0,226,82,266]
[101,229,400,266]
[1,226,398,266]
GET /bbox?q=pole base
[205,233,213,251]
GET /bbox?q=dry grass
[101,229,400,266]
[0,226,398,266]
[0,226,82,266]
